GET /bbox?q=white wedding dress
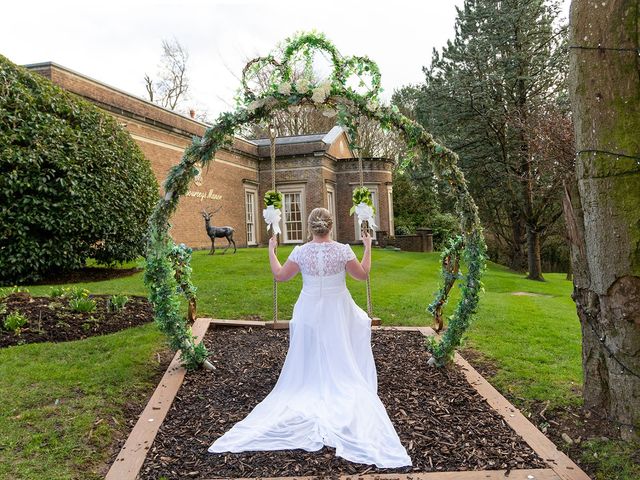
[208,241,412,468]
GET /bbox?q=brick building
[26,62,395,249]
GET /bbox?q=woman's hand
[362,230,373,249]
[269,235,278,252]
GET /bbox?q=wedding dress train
[208,241,412,468]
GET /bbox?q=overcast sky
[2,0,569,119]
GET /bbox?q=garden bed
[0,292,153,347]
[138,327,547,479]
[30,266,143,285]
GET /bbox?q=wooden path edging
[207,468,564,480]
[106,318,591,480]
[105,317,211,480]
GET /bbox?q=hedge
[0,55,159,284]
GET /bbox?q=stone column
[377,230,388,248]
[416,228,434,252]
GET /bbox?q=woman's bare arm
[269,236,300,282]
[346,231,372,281]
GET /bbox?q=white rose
[295,78,310,94]
[311,81,332,104]
[247,98,266,112]
[278,82,292,95]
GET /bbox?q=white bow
[355,202,378,230]
[263,205,282,235]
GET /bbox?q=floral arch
[143,32,487,370]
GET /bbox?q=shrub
[0,55,159,285]
[107,294,129,312]
[429,212,459,250]
[3,311,28,334]
[394,224,413,236]
[69,297,96,313]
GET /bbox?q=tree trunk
[509,212,527,272]
[568,0,640,440]
[526,225,544,281]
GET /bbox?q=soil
[0,292,154,347]
[511,291,552,297]
[140,327,546,479]
[29,266,143,285]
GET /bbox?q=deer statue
[201,206,237,255]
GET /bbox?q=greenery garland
[427,236,465,333]
[145,31,487,370]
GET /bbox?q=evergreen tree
[408,0,571,278]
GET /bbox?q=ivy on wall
[145,31,487,370]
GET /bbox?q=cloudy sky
[2,0,569,119]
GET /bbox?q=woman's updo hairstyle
[307,207,333,240]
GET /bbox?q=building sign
[185,189,223,202]
[193,165,204,186]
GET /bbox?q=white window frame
[326,183,336,240]
[244,187,258,246]
[279,184,306,244]
[353,184,380,241]
[387,185,394,236]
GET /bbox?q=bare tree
[354,115,405,160]
[144,38,190,111]
[241,48,404,163]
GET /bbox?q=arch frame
[143,32,487,370]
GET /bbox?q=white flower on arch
[295,78,311,94]
[311,80,332,104]
[278,82,292,95]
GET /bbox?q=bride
[208,207,412,468]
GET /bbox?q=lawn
[0,324,165,480]
[25,246,583,406]
[2,245,635,479]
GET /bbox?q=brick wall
[28,63,395,250]
[335,158,394,243]
[378,229,434,252]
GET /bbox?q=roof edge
[24,61,209,129]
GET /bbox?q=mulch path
[140,327,547,479]
[0,292,153,347]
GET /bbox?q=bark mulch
[0,292,153,347]
[140,327,547,479]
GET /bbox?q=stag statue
[201,207,237,255]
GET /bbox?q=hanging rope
[355,122,373,318]
[269,123,279,324]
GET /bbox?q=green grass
[25,247,581,406]
[2,245,634,478]
[580,438,640,480]
[0,324,165,480]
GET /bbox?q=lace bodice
[288,242,357,277]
